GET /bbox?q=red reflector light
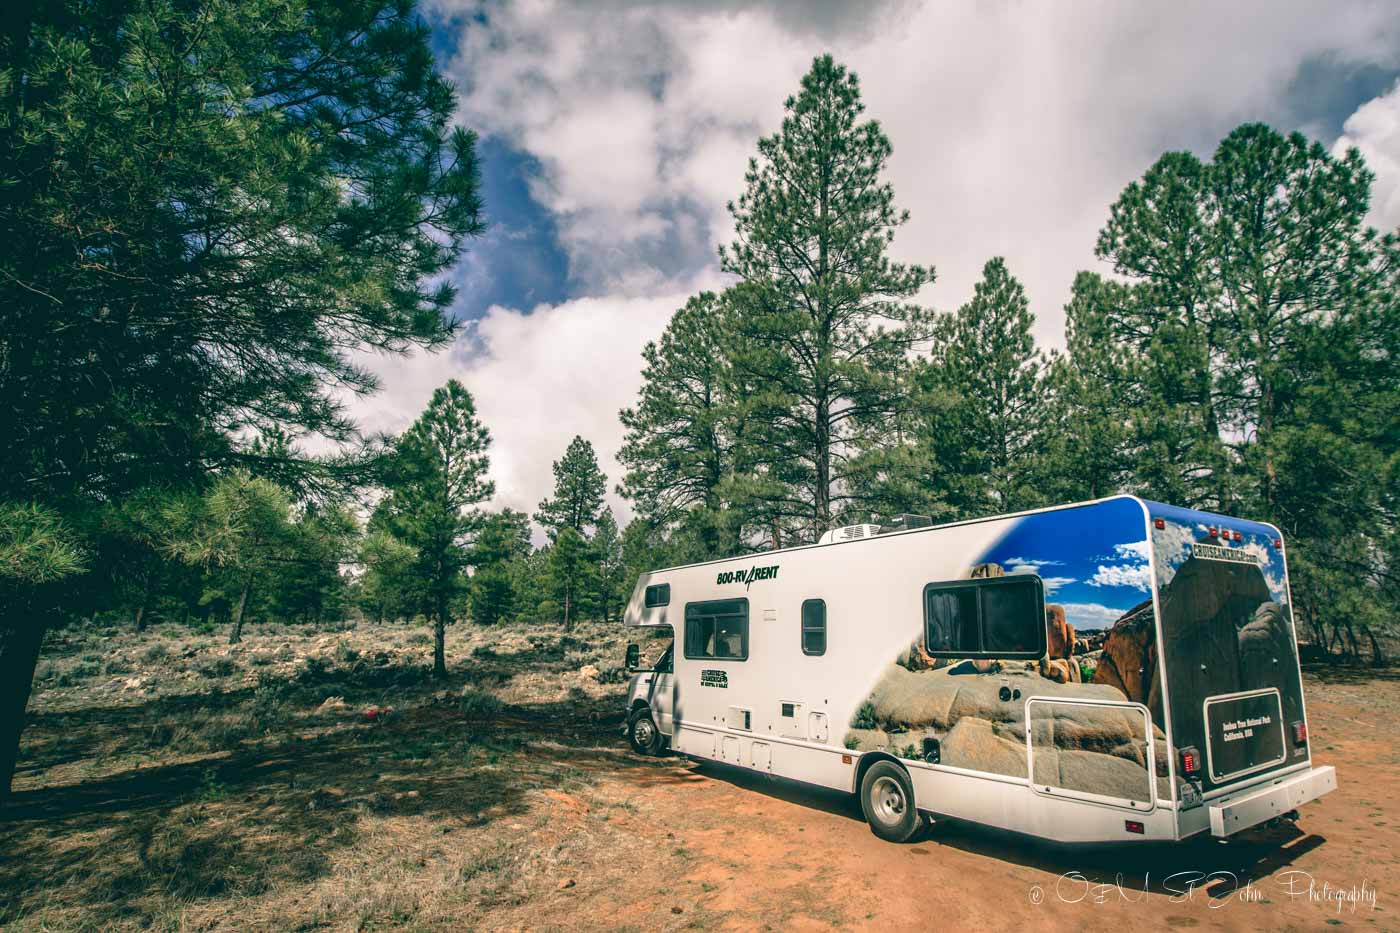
[1154,518,1165,530]
[1208,527,1218,538]
[1232,530,1242,541]
[1179,746,1200,775]
[1125,820,1145,835]
[1292,721,1307,745]
[1272,538,1282,549]
[842,754,853,764]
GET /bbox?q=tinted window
[644,583,670,608]
[684,599,748,660]
[925,587,979,653]
[924,576,1044,658]
[982,583,1040,653]
[801,599,826,656]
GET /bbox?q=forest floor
[1,619,1396,931]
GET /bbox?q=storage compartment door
[1026,697,1157,812]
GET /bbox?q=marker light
[1273,538,1283,549]
[1125,820,1145,835]
[1179,746,1201,776]
[1208,527,1219,538]
[1154,518,1166,530]
[1292,721,1308,745]
[1232,530,1242,542]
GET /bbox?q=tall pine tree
[721,55,935,541]
[383,381,493,677]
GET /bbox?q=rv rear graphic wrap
[1149,502,1306,791]
[842,497,1173,805]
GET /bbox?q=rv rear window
[644,583,670,608]
[923,575,1045,659]
[684,598,748,661]
[801,599,826,656]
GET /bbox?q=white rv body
[621,496,1336,844]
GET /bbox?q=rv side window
[923,576,1045,659]
[644,583,670,608]
[801,599,826,656]
[684,598,749,661]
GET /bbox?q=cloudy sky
[348,0,1400,529]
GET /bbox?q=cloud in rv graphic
[977,498,1153,632]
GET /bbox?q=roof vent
[817,523,883,545]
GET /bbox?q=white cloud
[1003,557,1064,571]
[346,287,708,535]
[1059,602,1130,631]
[1087,563,1152,591]
[1151,521,1198,587]
[1335,78,1400,232]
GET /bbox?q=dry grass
[2,618,671,931]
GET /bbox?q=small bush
[459,688,504,719]
[198,658,238,679]
[844,735,861,750]
[852,701,878,730]
[405,631,431,647]
[104,657,134,676]
[141,642,170,664]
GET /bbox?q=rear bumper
[1208,764,1336,837]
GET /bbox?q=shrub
[198,658,238,679]
[459,688,504,719]
[141,642,170,664]
[851,701,878,730]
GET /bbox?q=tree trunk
[228,579,251,645]
[132,604,146,632]
[0,604,51,807]
[432,595,447,679]
[562,582,573,633]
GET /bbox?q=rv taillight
[1179,746,1201,776]
[1124,820,1145,835]
[1154,518,1165,530]
[1292,721,1308,745]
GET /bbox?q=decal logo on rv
[1191,543,1261,566]
[715,564,779,589]
[700,670,728,688]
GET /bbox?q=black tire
[859,760,920,842]
[627,707,665,756]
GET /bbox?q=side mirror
[625,643,640,671]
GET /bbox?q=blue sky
[979,498,1153,631]
[344,1,1400,526]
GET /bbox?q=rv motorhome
[620,496,1336,844]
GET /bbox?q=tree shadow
[0,685,666,927]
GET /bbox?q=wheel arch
[853,751,909,796]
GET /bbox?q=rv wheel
[627,708,665,756]
[860,761,919,843]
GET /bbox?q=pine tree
[721,55,935,540]
[921,258,1046,516]
[535,437,607,538]
[619,292,739,555]
[535,437,606,628]
[163,471,296,645]
[469,509,531,626]
[592,509,626,622]
[1036,272,1134,503]
[382,381,494,677]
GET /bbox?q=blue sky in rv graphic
[976,498,1153,633]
